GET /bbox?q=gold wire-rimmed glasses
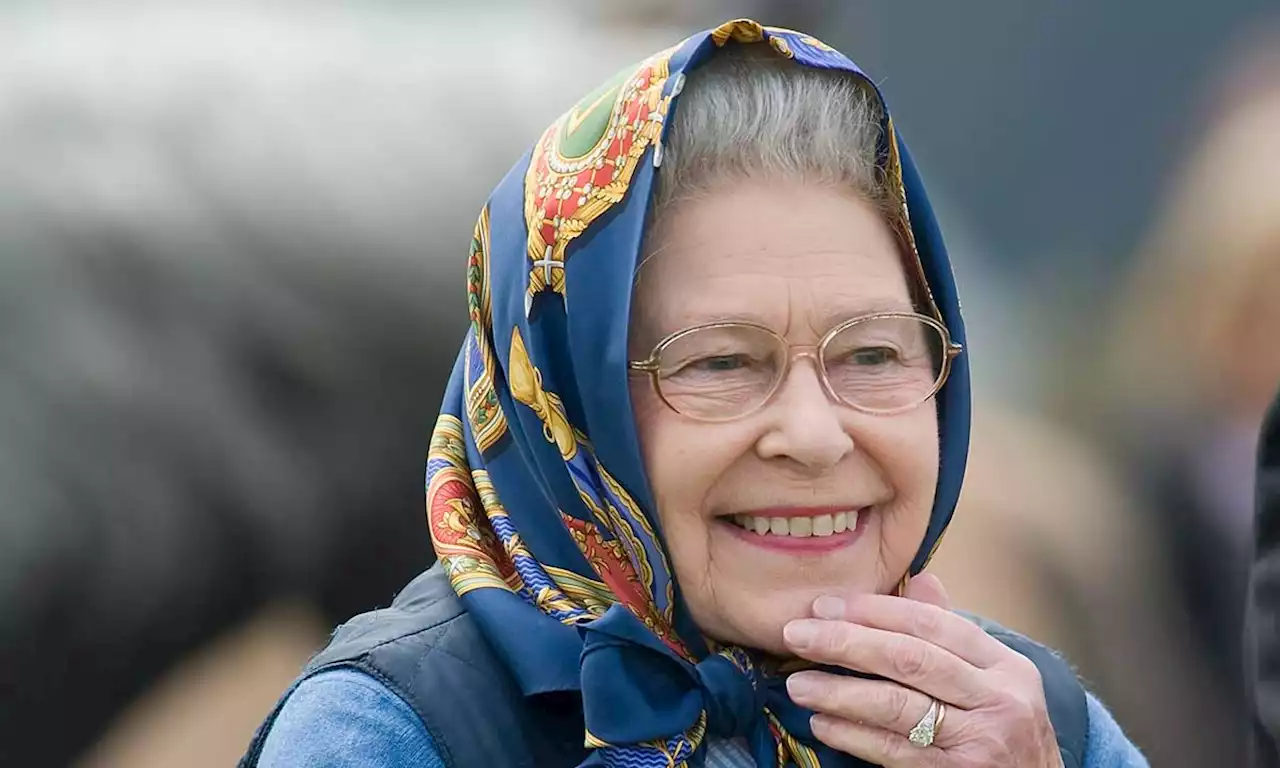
[628,312,963,422]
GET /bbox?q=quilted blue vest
[239,564,1089,767]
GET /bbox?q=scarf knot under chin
[579,604,843,765]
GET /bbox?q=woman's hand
[781,574,1064,768]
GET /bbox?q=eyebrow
[658,298,919,335]
[811,298,919,329]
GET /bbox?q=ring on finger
[907,698,946,748]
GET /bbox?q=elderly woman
[242,20,1145,768]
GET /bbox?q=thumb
[902,572,951,610]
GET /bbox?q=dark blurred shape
[0,3,694,765]
[0,10,456,766]
[1249,387,1280,766]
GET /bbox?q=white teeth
[731,510,863,537]
[811,514,833,537]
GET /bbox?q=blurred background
[1,1,1277,765]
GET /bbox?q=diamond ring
[907,698,946,748]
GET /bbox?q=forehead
[633,181,914,336]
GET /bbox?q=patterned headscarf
[426,19,970,767]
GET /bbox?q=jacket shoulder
[959,611,1089,768]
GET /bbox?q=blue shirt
[257,668,1148,767]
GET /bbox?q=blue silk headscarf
[425,19,970,768]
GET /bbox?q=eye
[690,354,750,372]
[654,324,781,383]
[663,351,772,381]
[847,347,899,366]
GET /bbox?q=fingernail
[813,596,846,620]
[783,620,819,648]
[786,672,819,699]
[811,713,837,734]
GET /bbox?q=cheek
[629,384,696,512]
[869,408,940,559]
[628,383,673,484]
[628,383,739,547]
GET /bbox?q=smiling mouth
[727,509,863,538]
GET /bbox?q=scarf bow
[579,604,857,766]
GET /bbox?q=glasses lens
[653,324,785,420]
[822,316,946,412]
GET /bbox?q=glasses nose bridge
[778,343,839,403]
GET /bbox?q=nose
[754,357,854,472]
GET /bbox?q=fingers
[786,670,965,746]
[782,619,987,708]
[809,713,941,768]
[902,572,950,610]
[811,590,1005,670]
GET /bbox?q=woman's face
[629,180,939,655]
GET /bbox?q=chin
[672,513,911,654]
[697,585,844,656]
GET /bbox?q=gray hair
[653,43,888,220]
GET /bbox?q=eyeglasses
[628,312,962,422]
